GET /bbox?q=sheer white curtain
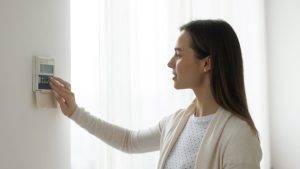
[71,0,270,169]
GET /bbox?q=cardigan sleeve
[222,123,262,169]
[70,107,164,154]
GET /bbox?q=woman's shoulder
[218,109,262,165]
[217,108,259,144]
[225,112,250,129]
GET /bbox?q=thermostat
[33,56,55,91]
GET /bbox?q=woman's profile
[50,19,262,169]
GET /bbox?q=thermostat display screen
[40,64,54,74]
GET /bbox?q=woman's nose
[167,56,174,68]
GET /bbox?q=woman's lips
[172,71,177,80]
[172,74,177,80]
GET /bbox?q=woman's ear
[203,56,211,72]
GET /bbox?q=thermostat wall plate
[33,56,55,92]
[32,56,57,108]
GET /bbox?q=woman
[50,19,262,169]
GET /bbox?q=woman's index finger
[51,76,71,89]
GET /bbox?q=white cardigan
[70,100,262,169]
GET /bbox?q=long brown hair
[180,20,258,135]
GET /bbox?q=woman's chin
[173,83,184,89]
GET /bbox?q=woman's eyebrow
[174,47,183,52]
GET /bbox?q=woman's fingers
[51,76,71,90]
[50,77,77,117]
[53,91,66,106]
[53,92,71,115]
[49,78,72,98]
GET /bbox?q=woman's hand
[49,76,77,117]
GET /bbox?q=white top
[164,113,215,169]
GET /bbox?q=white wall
[266,0,300,169]
[0,0,70,169]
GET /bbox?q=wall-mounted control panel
[32,56,57,108]
[33,56,55,92]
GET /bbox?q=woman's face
[168,31,207,89]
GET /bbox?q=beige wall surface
[0,0,70,168]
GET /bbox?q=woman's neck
[193,86,219,117]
